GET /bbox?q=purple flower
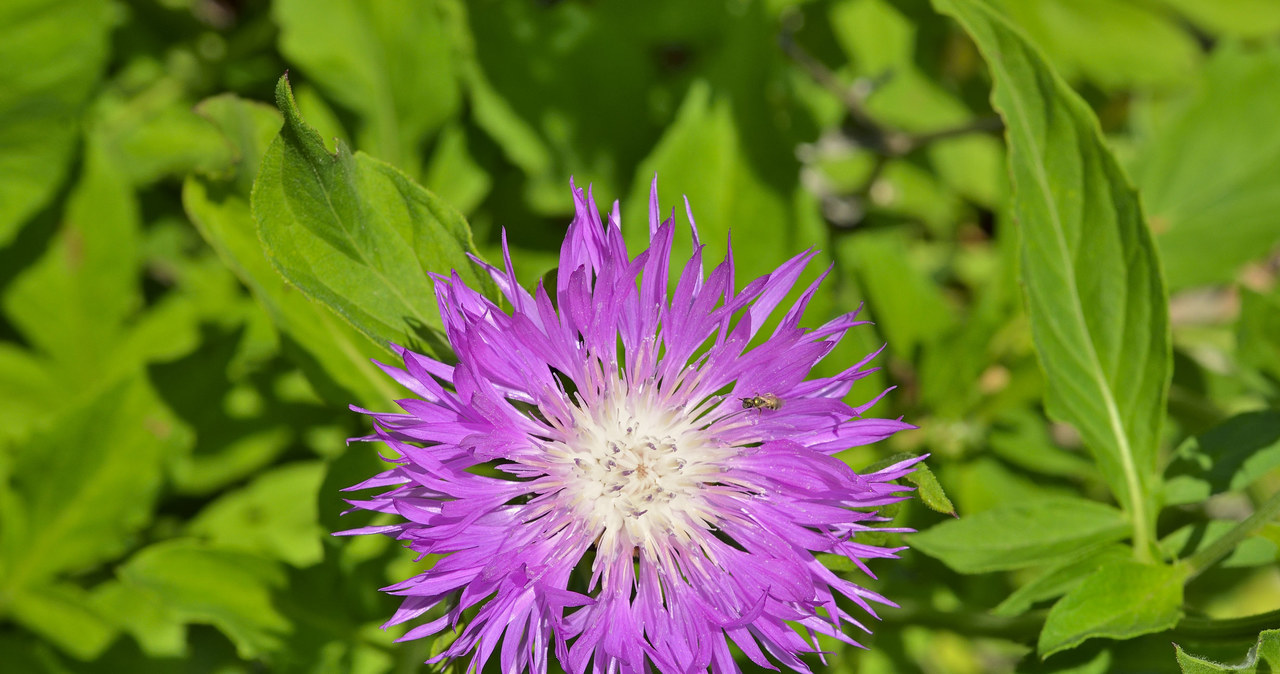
[340,180,920,673]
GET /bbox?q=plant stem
[1184,489,1280,581]
[1171,608,1280,641]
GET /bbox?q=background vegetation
[1,0,1278,672]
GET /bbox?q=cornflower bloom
[341,180,920,673]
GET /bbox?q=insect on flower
[339,178,921,674]
[740,392,783,411]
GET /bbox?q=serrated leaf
[1131,44,1280,291]
[184,93,400,410]
[274,0,461,176]
[906,461,956,517]
[1175,630,1280,673]
[118,541,289,660]
[1038,560,1185,657]
[934,0,1169,556]
[0,377,183,589]
[252,76,494,361]
[187,462,325,568]
[0,0,112,246]
[910,497,1130,574]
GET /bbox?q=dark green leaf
[1131,44,1280,290]
[252,75,494,361]
[935,0,1170,555]
[1038,560,1185,657]
[910,497,1130,573]
[0,0,112,246]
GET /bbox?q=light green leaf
[0,377,184,589]
[1131,44,1280,291]
[906,461,956,517]
[622,80,799,288]
[993,544,1130,617]
[252,76,494,361]
[1175,630,1280,673]
[1164,411,1280,499]
[423,121,491,217]
[910,497,1130,573]
[1038,560,1186,657]
[7,583,117,660]
[3,138,141,375]
[1157,0,1280,39]
[0,0,113,246]
[187,462,326,568]
[989,0,1199,90]
[118,540,289,660]
[90,580,187,658]
[274,0,461,175]
[935,0,1170,556]
[184,93,400,410]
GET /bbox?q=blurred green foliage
[1,0,1278,672]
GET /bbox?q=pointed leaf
[933,0,1170,552]
[252,76,493,361]
[1038,560,1185,657]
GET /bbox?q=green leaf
[992,544,1130,617]
[7,583,118,660]
[0,377,184,590]
[1157,0,1280,39]
[906,461,956,517]
[187,462,326,568]
[1165,411,1280,499]
[622,80,800,288]
[273,0,461,175]
[3,138,141,377]
[1130,44,1280,291]
[184,94,400,410]
[1238,289,1280,385]
[910,497,1130,573]
[0,0,113,246]
[1160,521,1278,568]
[934,0,1170,556]
[1038,560,1186,657]
[90,580,187,658]
[118,541,289,660]
[988,0,1199,90]
[422,121,491,216]
[252,75,494,361]
[1175,630,1280,673]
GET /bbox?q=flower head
[341,180,920,673]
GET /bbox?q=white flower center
[540,388,731,557]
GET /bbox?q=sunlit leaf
[1038,560,1185,657]
[0,0,112,246]
[910,497,1130,573]
[935,0,1170,556]
[253,75,494,361]
[187,462,326,568]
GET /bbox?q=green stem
[1184,489,1280,581]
